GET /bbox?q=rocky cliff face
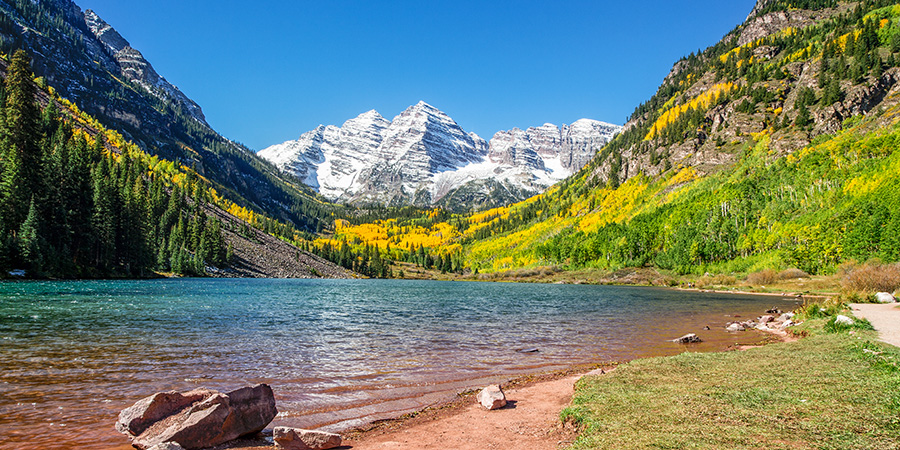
[83,9,206,124]
[259,102,621,208]
[0,0,325,230]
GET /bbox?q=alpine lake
[0,278,799,449]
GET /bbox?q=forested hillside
[308,0,900,280]
[0,50,352,278]
[0,0,345,233]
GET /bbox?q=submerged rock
[273,427,342,450]
[777,312,795,322]
[476,385,507,410]
[672,333,702,344]
[116,384,277,450]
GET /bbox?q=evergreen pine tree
[0,50,41,236]
[795,103,812,127]
[91,158,116,269]
[818,59,828,88]
[18,197,43,273]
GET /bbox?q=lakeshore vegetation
[562,304,899,449]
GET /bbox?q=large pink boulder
[116,384,277,450]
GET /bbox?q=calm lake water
[0,279,798,450]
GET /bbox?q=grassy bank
[562,309,900,449]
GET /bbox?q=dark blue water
[0,279,797,449]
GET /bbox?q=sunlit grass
[563,315,900,449]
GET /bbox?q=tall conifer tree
[0,50,41,236]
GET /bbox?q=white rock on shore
[273,427,342,450]
[834,315,854,326]
[476,385,507,410]
[875,292,897,303]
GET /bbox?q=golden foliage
[645,83,735,140]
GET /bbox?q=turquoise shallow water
[0,279,798,449]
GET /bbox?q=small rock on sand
[476,385,507,410]
[726,322,745,332]
[875,292,897,303]
[273,427,342,450]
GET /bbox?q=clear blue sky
[76,0,755,150]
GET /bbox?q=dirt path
[343,374,586,450]
[850,303,900,347]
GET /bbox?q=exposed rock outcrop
[83,9,207,125]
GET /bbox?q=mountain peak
[81,8,207,125]
[404,100,442,115]
[259,103,621,208]
[353,109,387,122]
[83,9,129,53]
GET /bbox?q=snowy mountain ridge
[259,101,621,208]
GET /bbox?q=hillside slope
[311,0,900,281]
[0,52,354,279]
[459,0,900,275]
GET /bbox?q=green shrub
[797,302,843,319]
[824,316,875,333]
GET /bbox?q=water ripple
[0,279,797,450]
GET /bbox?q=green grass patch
[564,327,900,449]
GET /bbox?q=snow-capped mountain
[259,102,621,208]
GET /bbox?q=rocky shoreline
[112,305,798,450]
